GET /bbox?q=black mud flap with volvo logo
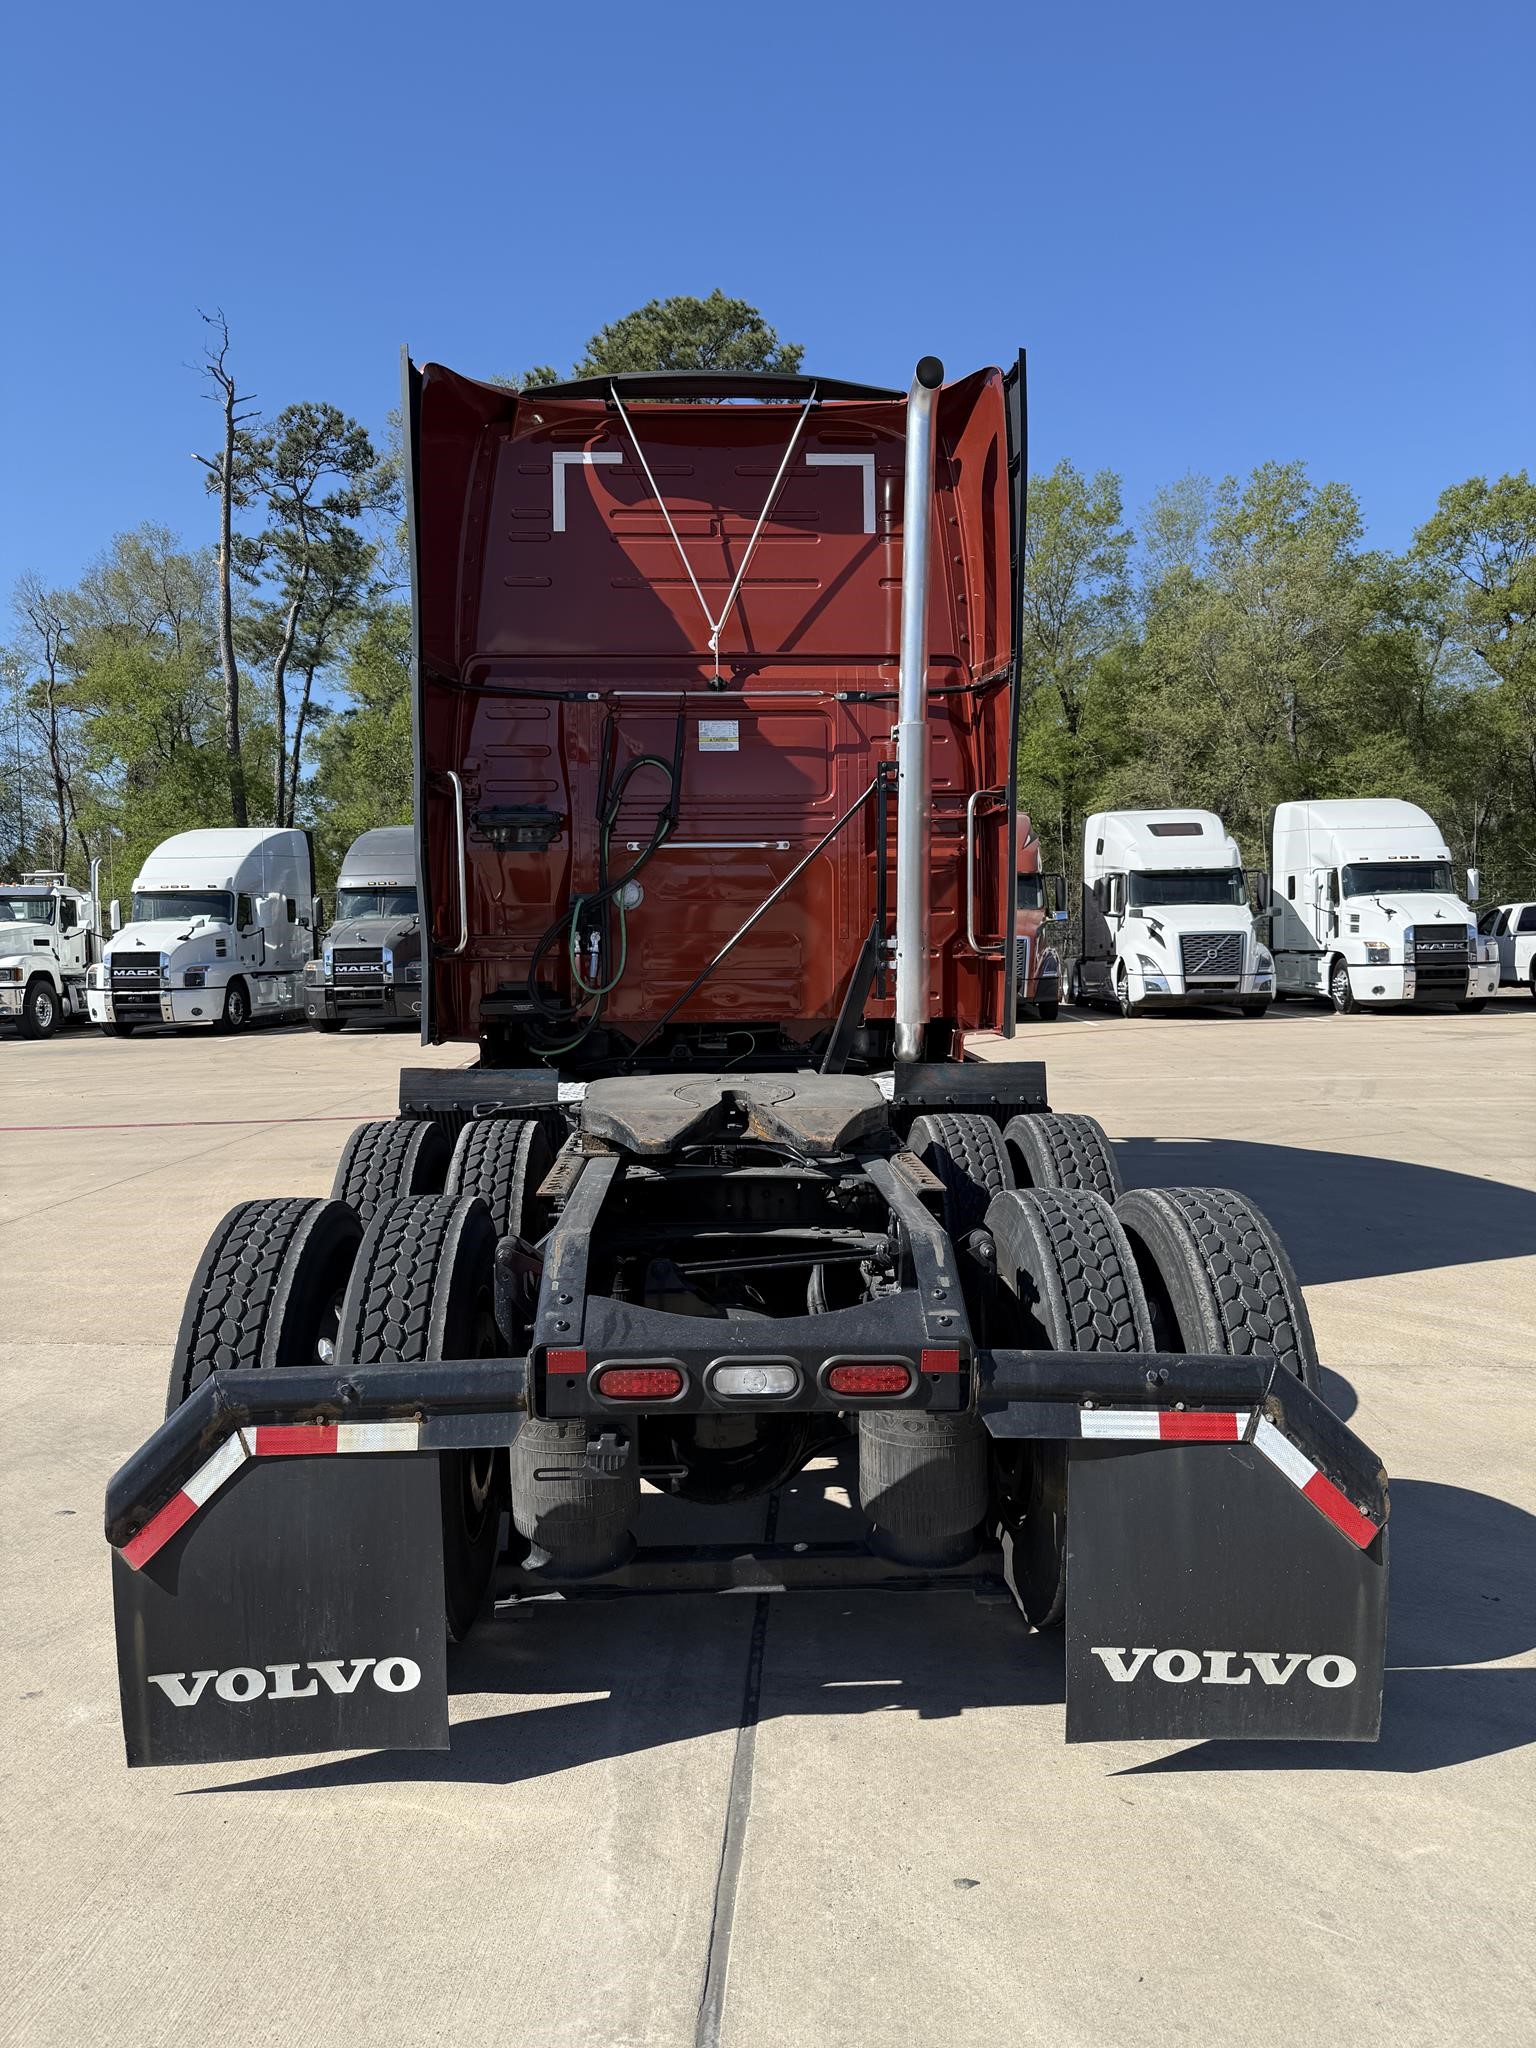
[1064,1441,1388,1743]
[112,1453,449,1767]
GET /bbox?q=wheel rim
[1332,962,1349,1006]
[33,988,54,1028]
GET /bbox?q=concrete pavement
[2,1004,1532,2046]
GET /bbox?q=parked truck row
[3,825,424,1039]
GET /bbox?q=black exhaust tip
[914,356,945,389]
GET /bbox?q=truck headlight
[1253,944,1274,972]
[182,968,206,989]
[1364,943,1389,965]
[1136,954,1163,974]
[87,964,105,990]
[0,965,22,983]
[404,959,422,983]
[303,959,325,984]
[1402,926,1415,960]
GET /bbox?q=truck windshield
[1128,870,1247,909]
[130,890,233,925]
[0,896,54,924]
[335,887,417,919]
[1342,862,1453,898]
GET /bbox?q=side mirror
[1252,870,1271,913]
[109,900,122,933]
[1049,873,1068,918]
[1466,866,1480,905]
[313,895,325,929]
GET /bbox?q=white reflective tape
[1253,1414,1316,1490]
[182,1430,251,1507]
[336,1422,420,1455]
[1080,1410,1161,1439]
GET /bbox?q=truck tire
[1002,1112,1123,1203]
[1239,1000,1270,1018]
[445,1115,552,1242]
[165,1197,363,1417]
[1068,961,1086,1006]
[906,1112,1015,1236]
[1114,1186,1321,1394]
[216,978,251,1034]
[102,1020,135,1037]
[18,977,60,1039]
[1115,965,1142,1019]
[1328,956,1358,1014]
[308,1016,343,1034]
[984,1188,1155,1626]
[336,1195,505,1639]
[1456,1000,1486,1014]
[331,1117,451,1223]
[1032,1001,1059,1022]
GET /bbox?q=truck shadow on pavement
[1113,1138,1536,1283]
[195,1477,1533,1794]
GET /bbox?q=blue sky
[2,0,1530,594]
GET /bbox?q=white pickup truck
[0,868,103,1038]
[1478,902,1536,1000]
[87,829,317,1036]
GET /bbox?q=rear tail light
[545,1348,588,1378]
[825,1361,913,1398]
[593,1365,685,1401]
[711,1362,800,1399]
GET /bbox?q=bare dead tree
[194,312,258,826]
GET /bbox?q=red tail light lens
[546,1348,588,1377]
[593,1365,685,1401]
[825,1361,912,1397]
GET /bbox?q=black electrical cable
[525,708,686,1055]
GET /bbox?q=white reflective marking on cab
[806,452,877,533]
[552,450,623,531]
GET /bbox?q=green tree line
[4,296,1530,907]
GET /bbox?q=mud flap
[1064,1442,1387,1742]
[112,1454,449,1767]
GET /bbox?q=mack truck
[105,353,1389,1767]
[304,825,422,1030]
[87,828,316,1035]
[0,866,102,1038]
[1071,809,1274,1017]
[1270,799,1489,1012]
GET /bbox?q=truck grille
[1411,930,1468,996]
[1179,932,1244,983]
[332,946,387,1006]
[111,952,164,1021]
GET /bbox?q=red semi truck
[105,356,1388,1765]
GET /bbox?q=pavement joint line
[695,1488,779,2048]
[0,1115,384,1132]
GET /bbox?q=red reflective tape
[1159,1411,1240,1442]
[1302,1470,1381,1550]
[252,1424,339,1457]
[921,1348,961,1375]
[121,1489,198,1570]
[546,1349,588,1376]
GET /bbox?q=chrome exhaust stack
[894,356,944,1063]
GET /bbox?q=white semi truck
[0,866,103,1038]
[1071,808,1274,1017]
[1479,901,1536,1001]
[86,828,316,1036]
[1270,799,1490,1012]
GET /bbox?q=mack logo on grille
[1090,1646,1358,1688]
[146,1656,422,1706]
